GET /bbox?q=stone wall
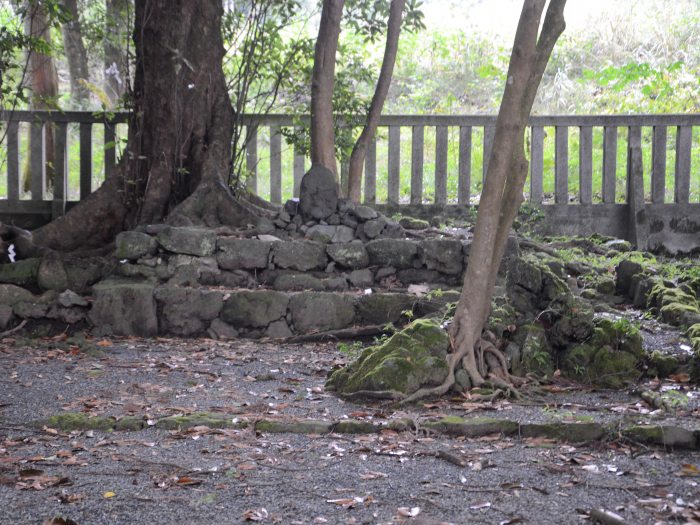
[0,224,518,338]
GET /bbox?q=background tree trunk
[32,0,260,252]
[346,0,404,203]
[24,1,59,192]
[310,0,344,177]
[403,0,567,403]
[103,0,129,105]
[59,0,90,107]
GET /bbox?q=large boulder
[326,319,450,397]
[299,165,338,220]
[365,239,419,269]
[157,227,216,256]
[289,292,356,332]
[37,253,69,291]
[217,238,272,270]
[272,241,328,271]
[0,258,40,287]
[154,287,224,336]
[420,239,464,275]
[0,284,35,306]
[220,290,289,329]
[89,280,158,336]
[115,231,158,260]
[326,243,369,269]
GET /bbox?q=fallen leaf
[678,464,700,477]
[243,508,268,521]
[103,491,116,498]
[397,506,421,517]
[360,471,388,480]
[470,501,492,510]
[96,340,112,347]
[669,373,690,383]
[175,476,202,486]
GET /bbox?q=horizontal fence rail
[1,111,699,229]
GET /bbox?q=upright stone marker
[299,165,338,220]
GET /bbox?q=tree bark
[103,0,129,105]
[59,0,90,107]
[31,0,263,252]
[24,1,59,192]
[310,0,344,177]
[402,0,567,404]
[346,0,404,203]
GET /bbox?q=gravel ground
[2,335,700,524]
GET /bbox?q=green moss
[326,319,450,397]
[487,301,517,338]
[590,346,640,388]
[687,323,700,352]
[42,412,115,432]
[660,302,700,326]
[646,351,680,378]
[520,324,555,376]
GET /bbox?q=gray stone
[331,225,355,244]
[356,293,415,325]
[277,209,291,223]
[399,217,430,230]
[290,292,356,332]
[155,287,224,336]
[272,241,328,271]
[348,269,374,288]
[58,290,88,308]
[217,238,272,270]
[306,225,337,243]
[352,205,378,221]
[397,269,445,285]
[337,198,354,214]
[47,305,86,324]
[65,258,110,293]
[616,259,645,297]
[420,239,464,275]
[115,231,158,260]
[375,267,396,279]
[221,290,289,328]
[605,239,632,252]
[327,213,341,226]
[0,284,35,305]
[89,281,158,336]
[256,217,276,235]
[274,273,325,291]
[265,319,293,338]
[200,269,253,288]
[115,262,157,280]
[37,253,69,291]
[157,227,216,256]
[0,305,13,330]
[0,258,40,286]
[284,199,299,216]
[454,368,472,392]
[299,165,338,220]
[379,219,405,239]
[326,243,369,269]
[207,319,239,340]
[13,301,48,318]
[340,214,359,229]
[365,239,418,269]
[361,217,387,239]
[323,277,348,291]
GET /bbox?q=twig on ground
[0,320,27,337]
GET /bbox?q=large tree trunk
[30,0,262,253]
[23,1,59,192]
[59,0,90,107]
[403,0,567,404]
[103,0,129,105]
[309,0,344,177]
[346,0,404,203]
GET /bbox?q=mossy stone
[41,413,115,432]
[623,425,697,448]
[590,346,640,388]
[332,420,381,434]
[647,351,680,378]
[255,419,332,434]
[660,302,700,326]
[326,318,449,397]
[422,416,519,437]
[156,412,232,430]
[520,422,605,442]
[520,324,555,376]
[114,416,145,431]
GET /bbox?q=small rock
[284,199,299,216]
[58,290,88,308]
[115,231,158,260]
[157,227,216,257]
[348,269,374,288]
[399,217,430,230]
[265,319,293,338]
[207,319,239,340]
[353,205,378,221]
[361,217,387,239]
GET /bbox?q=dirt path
[1,336,700,524]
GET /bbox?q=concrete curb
[27,412,700,450]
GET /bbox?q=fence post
[627,126,647,248]
[52,122,68,219]
[410,125,424,204]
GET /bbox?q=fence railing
[1,111,699,228]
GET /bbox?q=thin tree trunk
[104,0,129,105]
[310,0,344,177]
[24,1,59,192]
[60,0,90,107]
[347,0,404,203]
[402,0,567,404]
